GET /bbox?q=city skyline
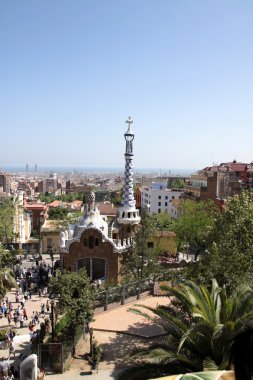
[1,1,253,170]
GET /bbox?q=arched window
[89,236,94,249]
[95,238,99,246]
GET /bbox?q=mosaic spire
[117,117,140,225]
[122,117,135,208]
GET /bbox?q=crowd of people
[0,261,54,379]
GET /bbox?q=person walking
[23,308,28,320]
[9,341,16,358]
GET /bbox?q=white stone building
[141,183,183,217]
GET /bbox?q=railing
[95,278,155,312]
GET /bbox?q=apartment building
[141,183,183,216]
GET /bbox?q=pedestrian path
[0,287,170,379]
[0,288,49,373]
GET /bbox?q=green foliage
[0,198,16,244]
[121,280,253,379]
[170,178,185,189]
[189,191,253,293]
[110,189,123,207]
[48,207,69,220]
[173,199,216,253]
[54,315,69,338]
[39,193,83,204]
[91,339,102,363]
[0,328,18,341]
[0,246,16,298]
[150,212,175,231]
[50,269,95,330]
[120,209,160,279]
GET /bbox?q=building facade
[60,118,140,283]
[141,183,183,217]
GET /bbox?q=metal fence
[95,278,155,312]
[38,324,85,373]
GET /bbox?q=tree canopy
[0,246,16,298]
[188,191,253,292]
[39,193,83,204]
[120,209,159,280]
[170,178,185,189]
[150,211,175,231]
[173,199,217,255]
[48,207,69,220]
[0,198,16,245]
[50,268,95,329]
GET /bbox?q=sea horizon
[1,165,196,176]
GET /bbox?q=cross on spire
[125,116,133,127]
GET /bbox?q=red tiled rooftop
[97,202,117,216]
[48,200,62,207]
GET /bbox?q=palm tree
[0,246,16,298]
[118,280,253,380]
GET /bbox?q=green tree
[120,209,158,280]
[0,198,16,245]
[48,207,69,220]
[170,178,185,189]
[150,212,175,231]
[119,280,253,380]
[110,189,123,207]
[0,246,16,297]
[173,199,216,257]
[189,191,253,293]
[50,268,95,330]
[38,193,56,204]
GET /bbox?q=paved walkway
[0,289,49,367]
[0,287,170,379]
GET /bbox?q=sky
[1,1,253,172]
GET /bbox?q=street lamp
[48,249,54,275]
[50,299,55,340]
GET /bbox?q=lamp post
[50,299,55,340]
[49,249,54,275]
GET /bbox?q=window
[147,242,154,249]
[158,202,161,206]
[165,202,168,206]
[158,195,161,199]
[172,196,175,199]
[95,238,99,246]
[89,236,94,249]
[47,238,53,249]
[165,196,168,200]
[158,209,161,213]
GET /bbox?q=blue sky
[1,1,253,171]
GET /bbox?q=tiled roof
[69,200,83,207]
[25,203,47,211]
[97,202,117,216]
[48,200,62,207]
[220,162,247,172]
